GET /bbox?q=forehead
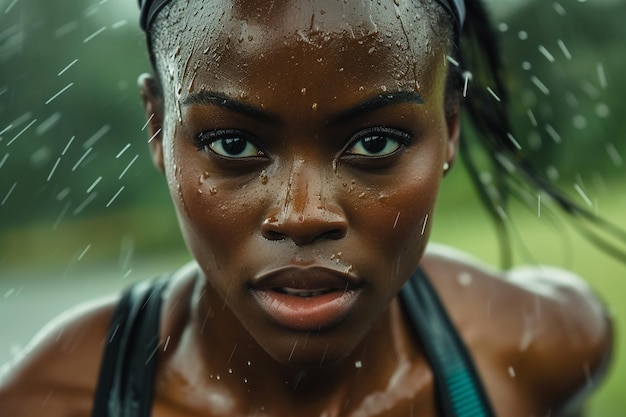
[152,0,449,106]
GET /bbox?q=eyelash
[343,127,413,158]
[194,129,266,159]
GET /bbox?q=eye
[344,127,411,158]
[196,129,264,159]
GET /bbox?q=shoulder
[0,295,119,417]
[420,244,613,415]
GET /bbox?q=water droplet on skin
[259,170,268,185]
[188,71,198,92]
[354,361,362,368]
[247,361,252,366]
[358,192,366,198]
[457,272,473,286]
[368,47,376,55]
[300,87,307,96]
[228,368,233,374]
[210,187,218,195]
[508,366,516,378]
[311,103,318,111]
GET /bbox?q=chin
[253,325,366,369]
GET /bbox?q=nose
[261,164,348,245]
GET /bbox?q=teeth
[279,287,331,297]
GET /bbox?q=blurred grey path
[0,256,186,366]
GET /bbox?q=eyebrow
[182,91,280,123]
[181,90,424,125]
[328,91,425,125]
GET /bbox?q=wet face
[143,0,458,366]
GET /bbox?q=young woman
[0,0,618,416]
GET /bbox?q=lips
[249,266,362,331]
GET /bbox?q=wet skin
[0,1,613,417]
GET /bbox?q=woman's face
[144,0,458,365]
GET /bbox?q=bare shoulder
[421,244,613,415]
[0,294,119,417]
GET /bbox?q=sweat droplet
[259,170,268,184]
[354,361,362,368]
[457,272,472,286]
[209,187,218,195]
[311,103,318,111]
[508,366,516,378]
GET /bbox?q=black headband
[138,0,466,33]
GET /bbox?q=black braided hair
[458,0,626,266]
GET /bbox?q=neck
[167,273,419,416]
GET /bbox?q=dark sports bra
[92,268,495,417]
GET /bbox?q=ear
[444,104,461,176]
[138,73,165,173]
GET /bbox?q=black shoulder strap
[92,277,169,417]
[399,268,496,417]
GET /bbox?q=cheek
[165,143,268,268]
[341,157,443,274]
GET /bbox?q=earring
[443,162,450,172]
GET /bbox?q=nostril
[261,217,286,241]
[324,228,346,241]
[260,206,348,245]
[262,229,286,241]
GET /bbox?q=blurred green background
[0,0,624,414]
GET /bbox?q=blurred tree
[0,0,164,232]
[498,0,626,185]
